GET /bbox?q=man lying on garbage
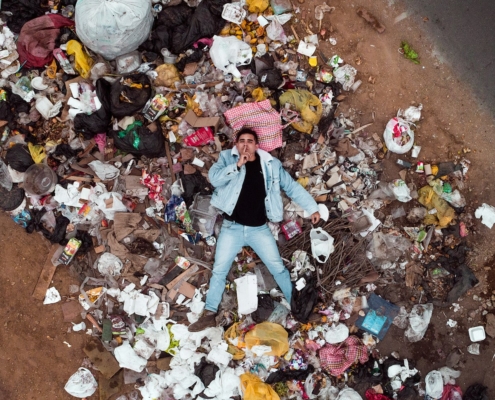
[188,128,320,331]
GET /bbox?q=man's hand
[311,211,321,224]
[237,145,250,168]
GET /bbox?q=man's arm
[279,164,321,223]
[208,152,240,188]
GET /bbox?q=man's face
[236,133,259,155]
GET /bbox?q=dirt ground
[2,0,495,398]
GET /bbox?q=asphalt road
[402,0,495,115]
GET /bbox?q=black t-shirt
[228,153,266,226]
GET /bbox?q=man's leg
[204,221,244,312]
[246,224,293,305]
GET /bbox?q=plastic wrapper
[75,0,153,60]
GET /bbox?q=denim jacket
[209,147,319,222]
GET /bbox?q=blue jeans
[205,220,292,312]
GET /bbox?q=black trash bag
[0,99,13,124]
[26,207,47,234]
[396,374,420,399]
[9,92,31,115]
[291,274,318,323]
[252,294,275,323]
[265,365,315,384]
[5,144,34,172]
[464,384,489,400]
[26,209,70,244]
[176,47,204,72]
[0,184,25,211]
[74,231,93,255]
[1,0,44,33]
[110,74,152,119]
[50,215,71,244]
[111,121,165,158]
[53,143,79,161]
[194,359,219,388]
[74,78,112,139]
[142,0,229,55]
[180,170,214,207]
[258,69,284,90]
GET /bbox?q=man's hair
[236,128,259,144]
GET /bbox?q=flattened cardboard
[184,110,220,133]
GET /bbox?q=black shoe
[188,311,217,332]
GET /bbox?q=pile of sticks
[279,217,374,295]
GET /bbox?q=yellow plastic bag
[241,373,280,400]
[418,186,455,228]
[279,89,322,134]
[66,40,94,79]
[246,0,269,13]
[252,87,267,101]
[28,142,46,163]
[224,322,245,360]
[245,322,289,356]
[154,64,182,87]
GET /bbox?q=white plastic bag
[383,117,415,154]
[114,341,147,372]
[336,387,363,400]
[325,323,349,344]
[210,36,252,78]
[88,160,120,181]
[310,227,335,263]
[405,303,433,342]
[399,104,423,123]
[75,0,153,60]
[333,64,357,91]
[97,252,123,276]
[475,203,495,228]
[94,192,128,220]
[64,368,98,398]
[425,370,444,399]
[390,179,412,202]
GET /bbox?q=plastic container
[161,49,178,64]
[189,194,218,236]
[8,197,31,227]
[23,164,57,196]
[469,326,486,342]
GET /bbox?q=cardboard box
[184,110,221,133]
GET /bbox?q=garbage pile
[0,0,491,399]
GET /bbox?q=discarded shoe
[188,310,217,332]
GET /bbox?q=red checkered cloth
[318,336,369,376]
[224,100,284,152]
